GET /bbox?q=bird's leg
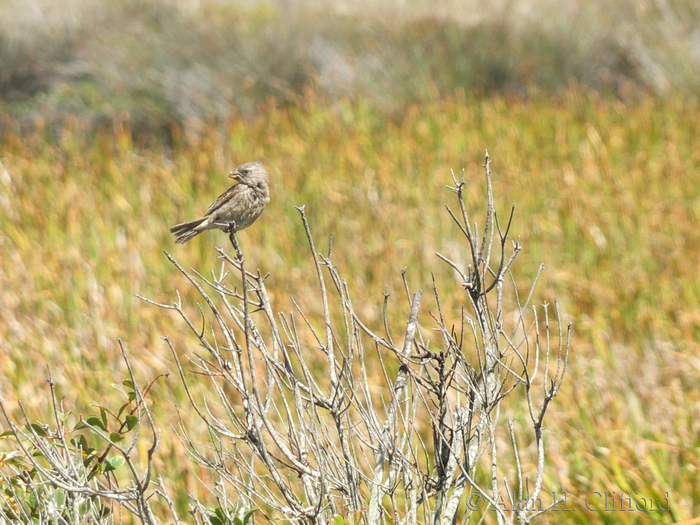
[228,229,244,263]
[221,220,238,233]
[225,222,245,265]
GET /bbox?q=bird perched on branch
[170,161,270,244]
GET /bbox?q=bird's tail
[170,217,209,244]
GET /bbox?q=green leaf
[100,407,108,429]
[28,424,48,437]
[125,415,138,431]
[8,475,23,487]
[1,451,25,467]
[109,432,123,443]
[243,509,256,525]
[74,435,88,450]
[53,489,66,508]
[234,518,242,525]
[117,402,129,419]
[122,380,135,390]
[209,516,224,525]
[104,456,125,473]
[332,515,346,525]
[111,383,128,397]
[28,490,38,510]
[84,415,106,431]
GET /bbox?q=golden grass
[1,90,698,522]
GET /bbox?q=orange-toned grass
[1,90,698,522]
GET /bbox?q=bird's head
[229,161,267,183]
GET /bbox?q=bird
[170,161,270,244]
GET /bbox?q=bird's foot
[222,221,238,233]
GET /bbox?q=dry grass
[1,89,699,522]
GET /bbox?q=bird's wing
[205,183,243,215]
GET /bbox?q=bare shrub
[140,151,571,524]
[0,152,569,524]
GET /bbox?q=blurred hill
[1,0,699,141]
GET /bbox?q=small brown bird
[170,161,270,244]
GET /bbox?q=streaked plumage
[170,161,270,244]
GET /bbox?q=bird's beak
[229,169,240,180]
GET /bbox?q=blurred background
[1,0,699,523]
[2,0,699,140]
